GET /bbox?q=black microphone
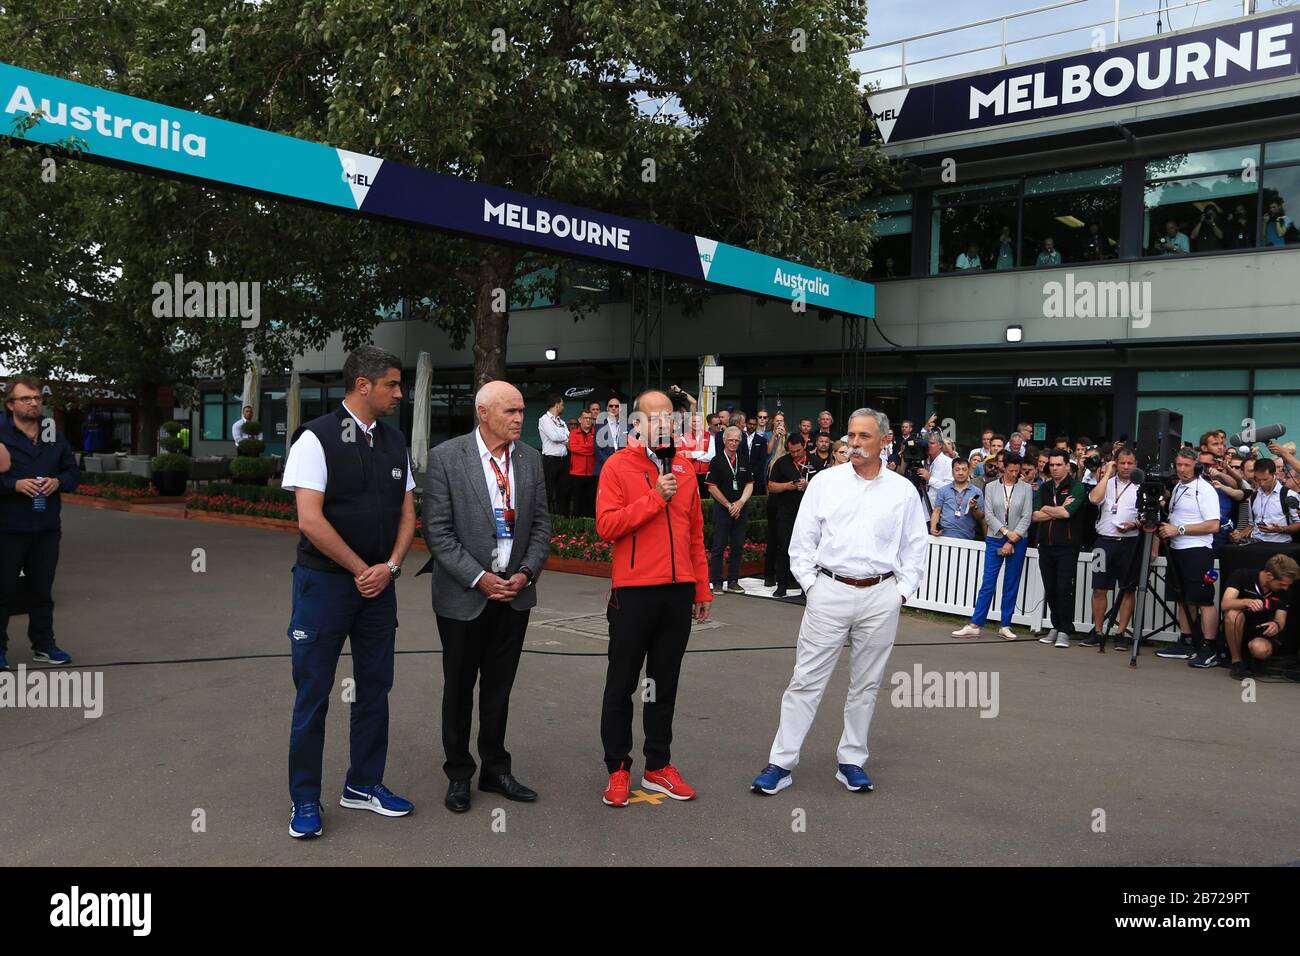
[1129,467,1146,485]
[652,434,676,474]
[1229,423,1286,446]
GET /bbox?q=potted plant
[150,452,191,496]
[236,419,265,458]
[229,455,277,486]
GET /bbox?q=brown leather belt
[818,568,894,588]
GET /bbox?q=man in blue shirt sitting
[929,457,983,540]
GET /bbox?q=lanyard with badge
[1253,488,1278,526]
[488,451,515,539]
[724,451,740,492]
[952,487,970,517]
[1110,478,1133,515]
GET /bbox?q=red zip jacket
[596,445,711,603]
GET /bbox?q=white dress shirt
[1095,476,1139,538]
[282,401,415,494]
[925,451,953,496]
[471,426,518,584]
[1250,483,1300,543]
[538,412,570,457]
[232,418,253,444]
[788,462,929,601]
[1167,476,1221,550]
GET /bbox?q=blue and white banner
[2,62,873,318]
[867,10,1300,145]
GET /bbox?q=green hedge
[554,507,766,544]
[80,471,152,489]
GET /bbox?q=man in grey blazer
[420,380,551,813]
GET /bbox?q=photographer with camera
[916,432,954,507]
[1225,202,1254,249]
[1197,448,1244,550]
[1153,448,1224,667]
[1234,457,1300,545]
[1263,199,1294,247]
[1153,219,1190,255]
[1190,203,1225,252]
[1221,554,1299,680]
[1081,449,1141,648]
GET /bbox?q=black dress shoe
[478,772,537,802]
[445,779,471,813]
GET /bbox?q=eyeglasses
[9,396,41,404]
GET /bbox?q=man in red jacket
[596,389,711,807]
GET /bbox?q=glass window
[931,198,1017,274]
[1253,369,1300,390]
[932,180,1018,204]
[1145,146,1259,181]
[1024,166,1122,195]
[200,392,226,441]
[1260,167,1300,247]
[1138,370,1250,392]
[1265,138,1300,165]
[1252,395,1300,452]
[1022,188,1120,266]
[869,213,911,279]
[1137,395,1248,455]
[1143,171,1256,256]
[860,194,913,215]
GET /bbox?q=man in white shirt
[1008,432,1026,458]
[916,433,953,505]
[969,429,993,462]
[1154,448,1223,666]
[232,405,255,446]
[1238,457,1300,545]
[537,392,570,517]
[1081,450,1141,648]
[751,407,928,797]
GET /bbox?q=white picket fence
[910,537,1206,639]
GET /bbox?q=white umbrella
[411,351,432,472]
[241,355,261,424]
[285,369,301,443]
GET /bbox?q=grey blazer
[983,479,1033,539]
[418,430,551,621]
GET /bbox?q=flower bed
[186,492,296,520]
[71,483,159,502]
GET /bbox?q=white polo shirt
[1167,476,1221,550]
[282,402,416,494]
[1250,483,1300,544]
[1094,475,1139,538]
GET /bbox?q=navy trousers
[287,564,397,804]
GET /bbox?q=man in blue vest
[0,375,80,671]
[281,346,417,839]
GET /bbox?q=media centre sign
[1016,373,1113,391]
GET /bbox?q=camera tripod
[1096,525,1192,667]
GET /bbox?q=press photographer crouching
[1220,554,1298,680]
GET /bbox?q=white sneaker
[951,624,981,638]
[1038,629,1058,645]
[1054,633,1071,648]
[998,627,1017,641]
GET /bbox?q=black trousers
[601,583,694,773]
[436,601,530,781]
[1038,545,1079,635]
[562,474,596,518]
[0,530,61,654]
[709,501,749,584]
[542,454,569,516]
[770,504,797,590]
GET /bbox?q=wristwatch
[1176,525,1186,536]
[520,565,537,587]
[386,560,401,579]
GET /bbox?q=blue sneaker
[1155,637,1194,660]
[0,650,9,671]
[1189,648,1223,669]
[289,801,323,838]
[32,645,72,666]
[339,783,413,817]
[751,763,792,795]
[836,764,874,792]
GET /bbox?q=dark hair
[546,392,563,407]
[786,433,805,448]
[1077,436,1092,446]
[1027,445,1042,460]
[1115,446,1136,460]
[991,432,1007,443]
[342,345,402,394]
[1048,448,1070,464]
[1255,457,1277,475]
[4,373,44,407]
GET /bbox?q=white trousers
[769,574,903,769]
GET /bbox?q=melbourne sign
[867,11,1300,145]
[2,62,873,318]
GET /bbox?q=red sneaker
[603,762,630,807]
[641,764,697,801]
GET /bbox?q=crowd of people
[540,401,1300,678]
